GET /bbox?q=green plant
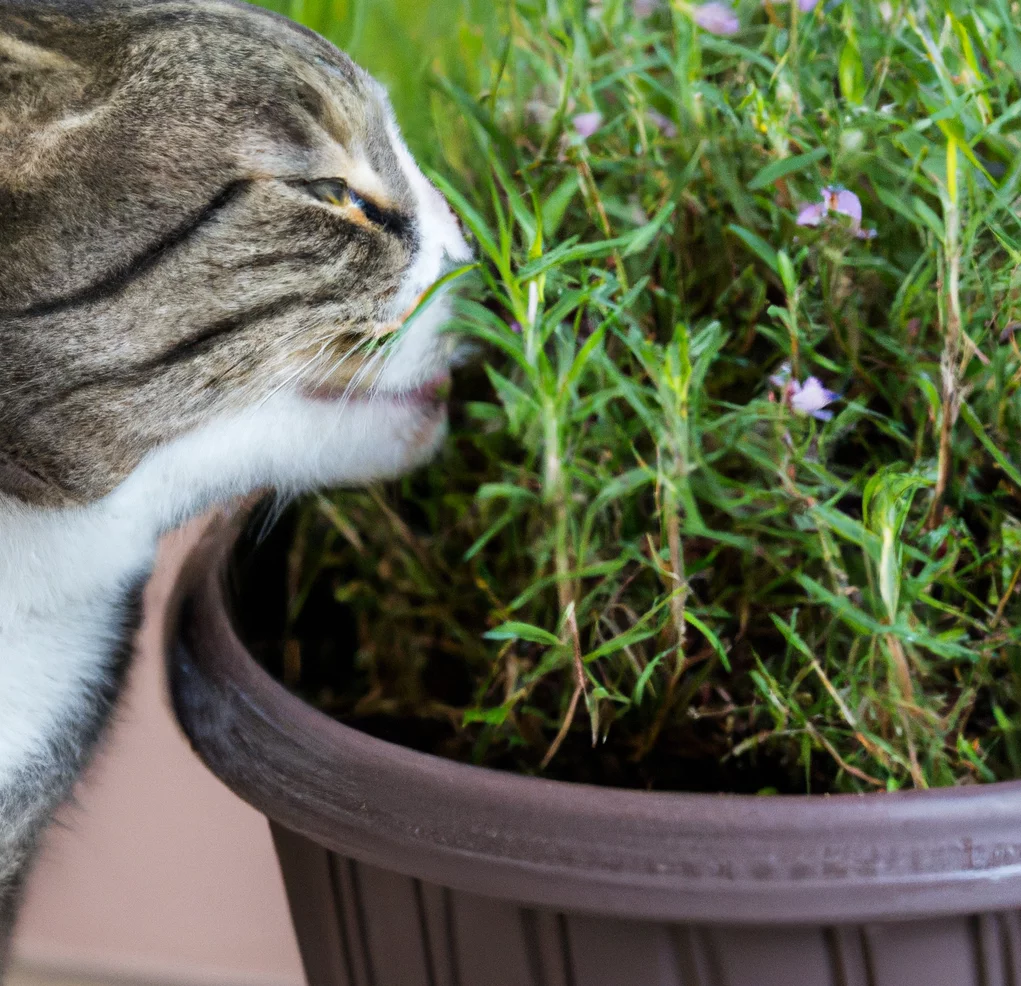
[262,0,1021,794]
[251,0,497,163]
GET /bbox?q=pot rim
[164,508,1021,925]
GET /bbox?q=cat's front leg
[0,803,45,971]
[0,583,144,970]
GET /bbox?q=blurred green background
[248,0,499,162]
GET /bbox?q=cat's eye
[296,177,409,240]
[303,178,387,230]
[305,178,351,208]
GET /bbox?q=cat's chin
[302,370,452,409]
[269,389,450,491]
[300,371,451,478]
[95,387,448,538]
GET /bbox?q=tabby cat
[0,0,469,964]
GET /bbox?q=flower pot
[164,511,1021,986]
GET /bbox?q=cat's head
[0,0,470,522]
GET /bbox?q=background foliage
[250,0,497,163]
[251,0,1021,793]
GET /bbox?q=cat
[0,0,470,965]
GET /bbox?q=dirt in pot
[236,489,1021,795]
[233,498,820,794]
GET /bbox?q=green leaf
[483,621,562,646]
[563,320,609,392]
[632,650,668,705]
[583,624,662,663]
[463,514,516,562]
[727,224,780,274]
[777,250,797,298]
[485,365,539,433]
[476,483,540,504]
[769,613,816,662]
[796,574,884,635]
[686,612,731,671]
[862,467,932,622]
[839,40,865,104]
[427,168,502,265]
[622,200,677,257]
[957,734,997,782]
[541,174,581,238]
[935,119,996,185]
[463,701,515,727]
[747,147,828,190]
[960,403,1021,488]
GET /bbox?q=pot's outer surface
[166,512,1021,986]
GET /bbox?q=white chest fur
[0,503,155,791]
[0,382,449,792]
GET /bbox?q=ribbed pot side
[164,512,1021,986]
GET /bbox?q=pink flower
[572,111,603,139]
[692,2,740,36]
[796,186,876,240]
[795,202,827,227]
[770,363,839,421]
[647,109,679,138]
[791,377,838,420]
[633,0,660,16]
[770,0,820,10]
[829,188,862,225]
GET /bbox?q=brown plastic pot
[165,511,1021,986]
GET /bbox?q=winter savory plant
[270,0,1021,794]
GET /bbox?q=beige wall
[13,528,305,986]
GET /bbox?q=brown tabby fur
[0,0,463,967]
[1,0,418,505]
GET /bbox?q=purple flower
[770,0,820,10]
[770,363,839,421]
[633,0,660,16]
[791,377,838,420]
[572,111,603,139]
[770,362,793,388]
[829,187,862,225]
[647,109,679,138]
[795,201,827,227]
[796,186,876,240]
[692,2,740,36]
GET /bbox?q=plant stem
[930,143,963,528]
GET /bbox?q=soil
[231,503,839,794]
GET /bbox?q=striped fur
[0,0,470,965]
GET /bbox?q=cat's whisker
[0,0,472,948]
[203,323,324,390]
[256,328,374,410]
[305,341,373,396]
[257,350,330,411]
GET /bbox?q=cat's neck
[0,494,159,791]
[0,409,243,791]
[0,392,301,619]
[0,497,157,622]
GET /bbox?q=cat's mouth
[301,290,457,408]
[369,291,430,339]
[303,371,452,409]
